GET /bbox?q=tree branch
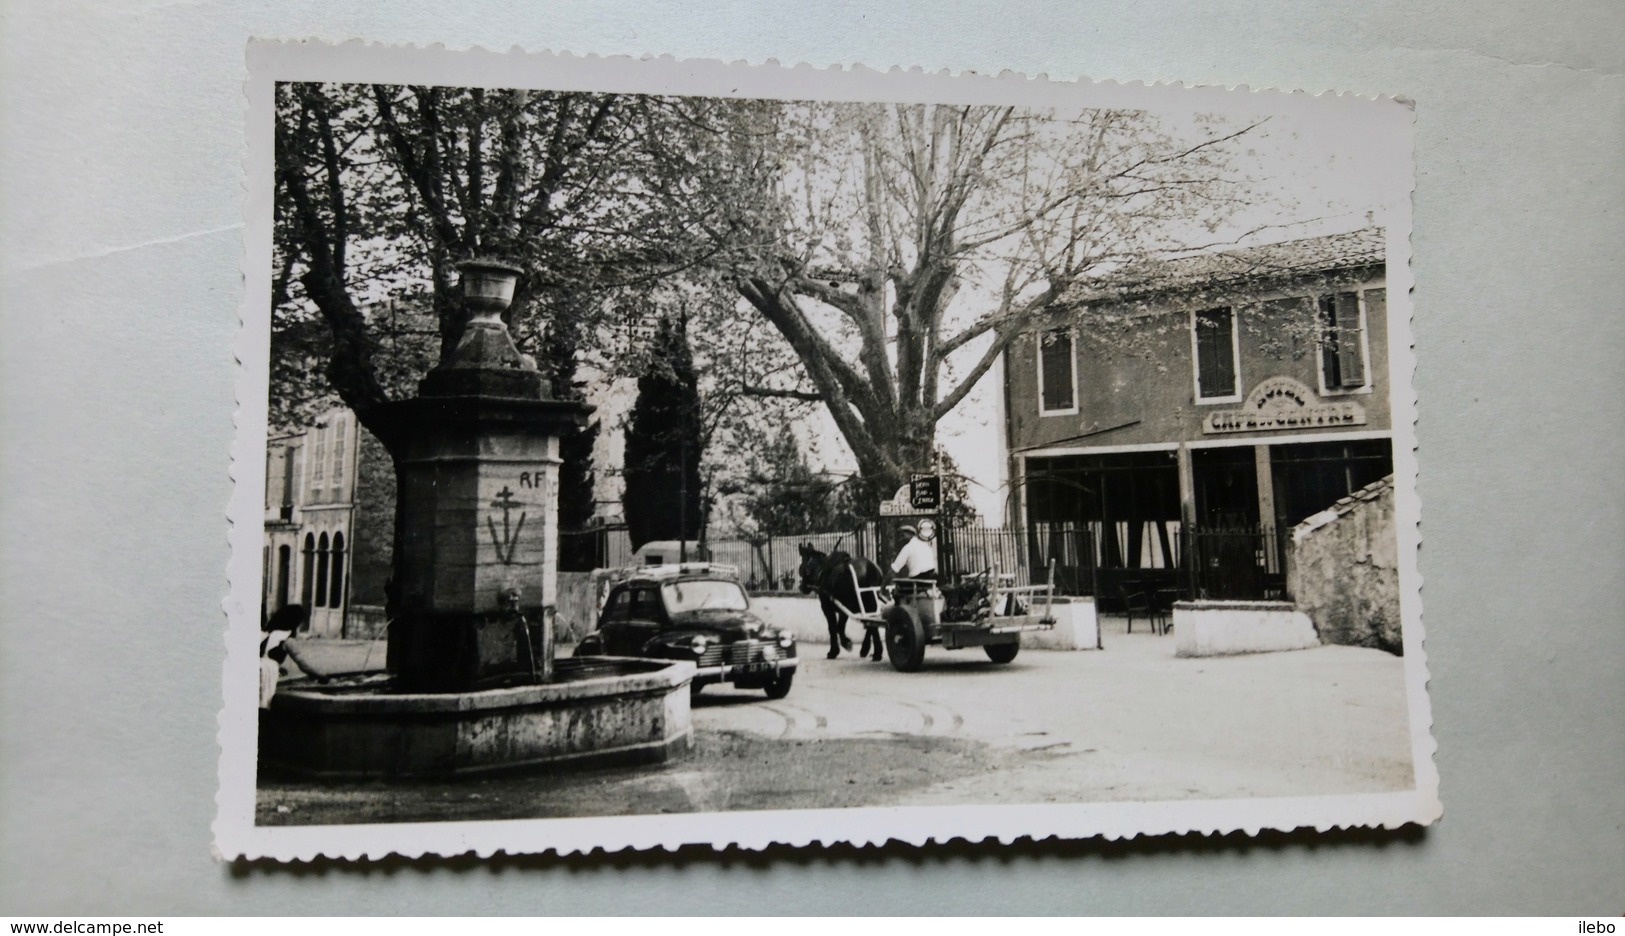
[740,385,825,402]
[275,100,397,448]
[931,318,1026,423]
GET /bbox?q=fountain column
[380,260,590,692]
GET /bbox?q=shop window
[1319,292,1368,391]
[1191,307,1239,402]
[328,533,346,609]
[315,533,330,608]
[1037,328,1078,415]
[300,534,315,609]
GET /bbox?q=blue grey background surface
[1,0,1621,915]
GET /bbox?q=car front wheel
[763,671,794,699]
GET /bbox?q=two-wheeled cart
[829,561,1058,672]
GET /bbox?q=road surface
[257,620,1416,826]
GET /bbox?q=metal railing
[563,520,1290,603]
[1178,525,1288,601]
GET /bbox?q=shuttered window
[1193,307,1237,400]
[281,446,297,513]
[310,427,326,503]
[1319,293,1368,390]
[329,414,347,496]
[1037,328,1077,415]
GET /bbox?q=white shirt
[259,657,281,709]
[891,537,938,577]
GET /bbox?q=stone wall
[1287,475,1402,654]
[1173,599,1319,657]
[346,604,389,641]
[554,571,598,645]
[348,427,396,610]
[748,594,838,644]
[1021,597,1100,651]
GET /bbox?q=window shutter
[330,416,346,496]
[1195,308,1235,398]
[311,427,326,503]
[289,447,303,508]
[281,446,296,510]
[1039,329,1075,412]
[1335,294,1365,386]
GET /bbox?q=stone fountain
[259,261,693,779]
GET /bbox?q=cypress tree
[539,307,601,571]
[622,314,703,550]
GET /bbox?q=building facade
[1002,229,1394,602]
[262,407,395,637]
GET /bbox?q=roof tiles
[1063,228,1386,306]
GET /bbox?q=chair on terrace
[1119,583,1166,635]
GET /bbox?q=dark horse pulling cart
[799,542,1057,672]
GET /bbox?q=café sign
[1203,377,1366,434]
[879,478,940,516]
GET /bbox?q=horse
[797,542,887,660]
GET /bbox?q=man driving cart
[888,520,939,594]
[860,520,938,660]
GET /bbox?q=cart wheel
[884,606,926,673]
[763,671,794,699]
[984,641,1020,664]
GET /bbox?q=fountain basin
[259,657,693,779]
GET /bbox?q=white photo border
[218,39,1437,861]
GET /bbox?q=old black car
[574,563,798,698]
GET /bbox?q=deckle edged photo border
[218,39,1436,861]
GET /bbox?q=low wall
[750,592,1098,650]
[343,604,388,641]
[750,593,837,644]
[1173,600,1319,658]
[553,571,598,644]
[1023,597,1100,651]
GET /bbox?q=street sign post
[909,474,941,512]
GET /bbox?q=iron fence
[1178,525,1288,601]
[563,520,1289,604]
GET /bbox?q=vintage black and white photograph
[219,43,1435,858]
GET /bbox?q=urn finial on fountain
[418,258,547,399]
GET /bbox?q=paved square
[257,619,1414,825]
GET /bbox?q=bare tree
[273,86,1271,515]
[721,102,1268,504]
[272,82,725,445]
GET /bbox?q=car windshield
[661,580,748,613]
